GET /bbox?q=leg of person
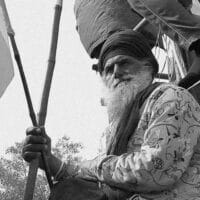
[127,0,200,52]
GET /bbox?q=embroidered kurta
[78,83,200,200]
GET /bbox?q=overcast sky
[0,0,108,159]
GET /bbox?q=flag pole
[0,0,55,198]
[133,18,148,31]
[23,1,63,199]
[38,0,63,126]
[9,36,38,125]
[1,0,37,126]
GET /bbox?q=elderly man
[22,30,200,200]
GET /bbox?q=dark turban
[98,30,159,75]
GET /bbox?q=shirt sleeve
[77,85,200,192]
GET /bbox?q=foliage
[52,135,83,162]
[0,136,83,200]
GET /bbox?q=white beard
[101,70,153,122]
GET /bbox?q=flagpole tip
[56,0,63,7]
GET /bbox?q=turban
[98,30,159,74]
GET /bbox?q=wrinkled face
[101,55,153,122]
[102,55,150,88]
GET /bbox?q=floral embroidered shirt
[77,83,200,200]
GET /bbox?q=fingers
[25,126,50,144]
[22,151,41,163]
[23,126,51,163]
[23,144,49,154]
[26,126,45,137]
[22,144,49,162]
[25,135,47,145]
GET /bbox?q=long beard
[102,71,153,122]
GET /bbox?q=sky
[0,0,200,160]
[0,0,108,159]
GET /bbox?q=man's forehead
[105,55,137,66]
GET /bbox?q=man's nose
[113,64,123,79]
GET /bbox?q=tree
[0,136,83,200]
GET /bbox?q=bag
[74,0,159,59]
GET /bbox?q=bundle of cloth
[74,0,160,59]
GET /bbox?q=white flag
[0,0,14,97]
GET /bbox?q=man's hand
[22,126,52,170]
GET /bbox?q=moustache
[113,77,133,89]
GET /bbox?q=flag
[0,0,14,97]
